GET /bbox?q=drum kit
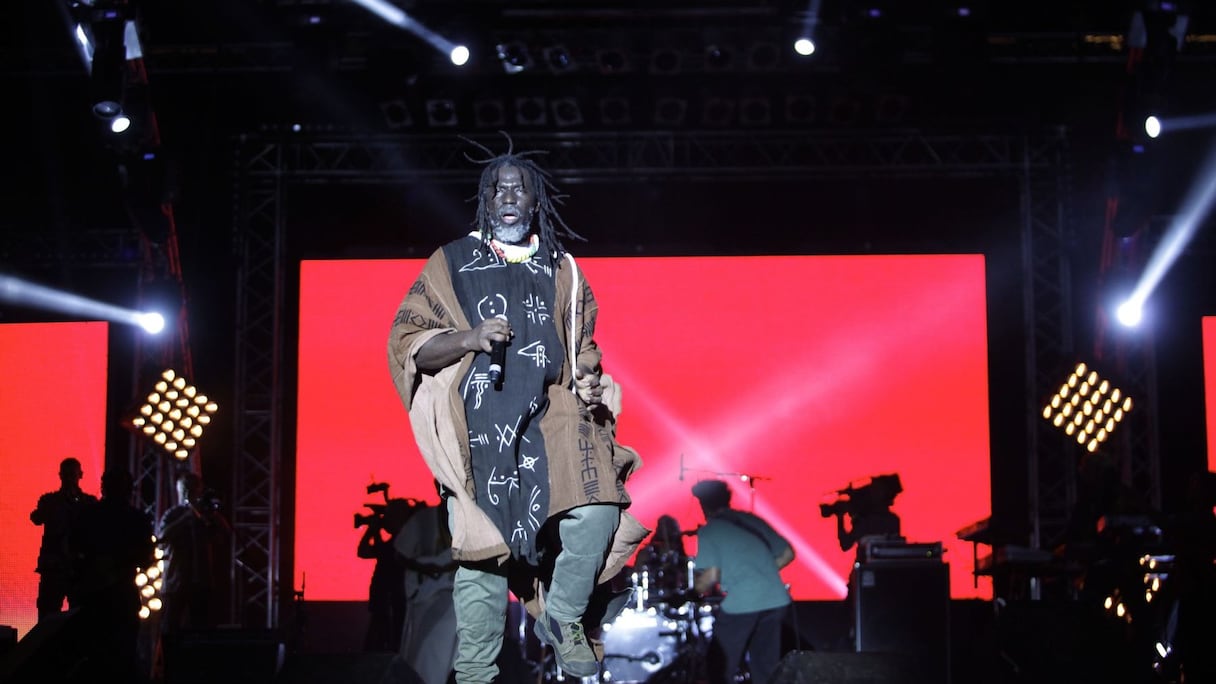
[517,547,718,683]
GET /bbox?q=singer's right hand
[471,316,511,353]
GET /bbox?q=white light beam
[0,274,166,334]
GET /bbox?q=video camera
[353,482,423,530]
[199,488,223,513]
[355,481,392,529]
[819,473,902,519]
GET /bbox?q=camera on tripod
[819,473,903,519]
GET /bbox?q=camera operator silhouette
[157,470,232,654]
[821,473,903,649]
[822,473,904,558]
[356,481,415,652]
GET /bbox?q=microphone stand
[679,459,772,513]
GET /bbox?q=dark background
[2,1,1215,678]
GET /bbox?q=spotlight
[496,41,532,74]
[784,94,817,124]
[550,97,583,127]
[701,97,736,127]
[651,48,681,74]
[794,37,816,56]
[449,45,469,66]
[705,44,733,70]
[472,98,506,128]
[380,98,413,129]
[514,96,547,126]
[109,111,132,134]
[599,96,631,126]
[739,97,772,126]
[653,97,688,126]
[828,96,862,125]
[425,98,458,127]
[544,45,575,73]
[1145,115,1162,139]
[596,48,629,74]
[747,42,780,71]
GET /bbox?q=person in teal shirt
[691,479,794,684]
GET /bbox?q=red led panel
[0,322,109,639]
[296,256,992,602]
[1205,317,1216,471]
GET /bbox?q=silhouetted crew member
[30,457,98,619]
[72,467,155,682]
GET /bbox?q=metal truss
[229,150,286,629]
[241,129,1033,184]
[230,127,1152,625]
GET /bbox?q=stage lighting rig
[130,369,218,461]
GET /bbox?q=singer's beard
[491,217,531,245]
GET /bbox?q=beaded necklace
[483,232,540,263]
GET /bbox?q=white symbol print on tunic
[519,454,539,471]
[477,294,508,322]
[458,246,507,272]
[523,294,550,324]
[486,466,520,506]
[516,341,550,370]
[461,370,492,409]
[495,415,524,453]
[528,486,542,531]
[511,520,528,543]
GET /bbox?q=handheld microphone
[488,340,506,388]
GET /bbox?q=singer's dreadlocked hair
[462,132,586,258]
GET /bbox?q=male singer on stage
[387,134,647,682]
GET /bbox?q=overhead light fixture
[747,42,780,71]
[784,94,817,124]
[599,96,632,126]
[349,0,469,67]
[130,369,219,461]
[379,98,413,129]
[875,94,910,124]
[473,98,506,128]
[793,0,821,57]
[705,44,734,70]
[514,96,547,126]
[425,98,458,127]
[550,97,583,127]
[653,97,688,126]
[543,45,575,73]
[739,96,772,126]
[701,97,736,127]
[596,48,629,74]
[1041,362,1133,453]
[828,96,862,125]
[650,48,682,75]
[497,41,532,74]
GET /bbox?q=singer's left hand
[574,365,603,404]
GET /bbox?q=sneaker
[534,612,599,677]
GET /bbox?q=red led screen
[1205,317,1216,471]
[296,256,992,603]
[0,322,109,639]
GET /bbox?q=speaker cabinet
[772,651,921,684]
[851,561,950,683]
[163,629,285,684]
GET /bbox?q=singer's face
[488,165,536,245]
